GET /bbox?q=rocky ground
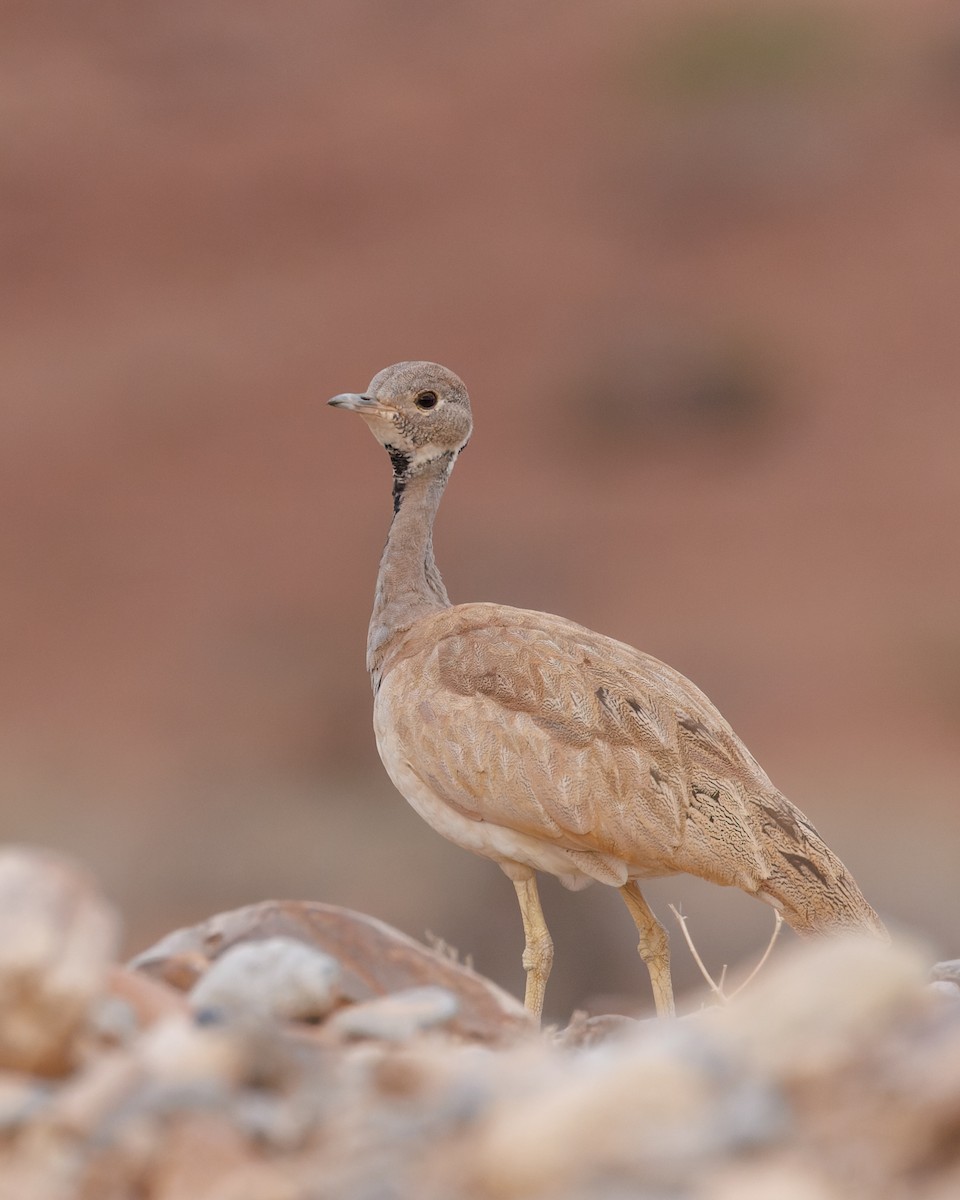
[1,845,958,1200]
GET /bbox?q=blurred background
[3,0,959,1021]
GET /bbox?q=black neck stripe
[391,475,406,514]
[386,446,411,515]
[387,446,459,515]
[386,446,411,477]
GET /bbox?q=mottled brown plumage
[329,361,885,1019]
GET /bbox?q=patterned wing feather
[380,605,771,879]
[377,603,885,936]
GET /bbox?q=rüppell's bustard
[329,361,885,1019]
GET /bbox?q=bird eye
[415,390,438,410]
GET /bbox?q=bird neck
[367,450,455,683]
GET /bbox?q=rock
[705,1162,837,1200]
[0,1072,50,1131]
[326,987,459,1042]
[463,1022,780,1199]
[189,937,341,1023]
[932,958,960,984]
[0,1153,72,1200]
[106,966,191,1030]
[4,855,959,1200]
[143,1113,269,1200]
[48,1048,144,1137]
[88,995,140,1047]
[131,900,534,1043]
[0,847,120,1076]
[147,951,209,992]
[714,934,929,1081]
[136,1017,250,1091]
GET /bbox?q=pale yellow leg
[513,874,554,1021]
[619,881,675,1017]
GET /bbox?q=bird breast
[373,686,605,889]
[369,602,770,890]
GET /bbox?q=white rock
[189,937,341,1022]
[327,986,459,1042]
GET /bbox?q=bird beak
[327,392,379,412]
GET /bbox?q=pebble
[189,937,342,1023]
[327,987,459,1042]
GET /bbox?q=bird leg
[619,881,675,1017]
[512,873,554,1021]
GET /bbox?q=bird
[328,360,886,1020]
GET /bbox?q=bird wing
[377,603,782,889]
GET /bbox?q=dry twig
[669,904,783,1005]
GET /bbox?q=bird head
[328,361,472,476]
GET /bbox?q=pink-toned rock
[105,965,190,1030]
[148,1114,274,1200]
[132,900,533,1044]
[48,1048,144,1137]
